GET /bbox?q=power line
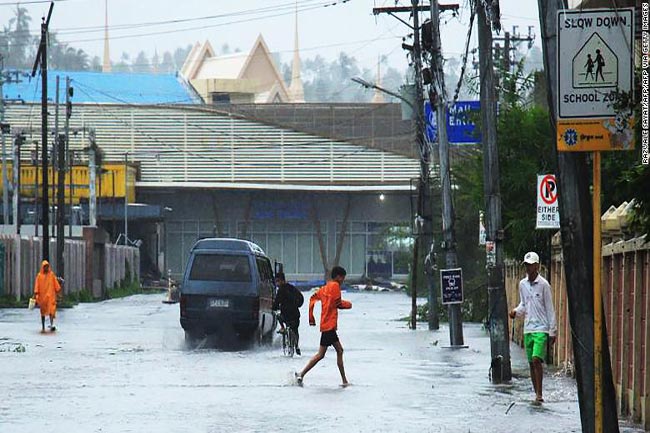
[5,0,350,41]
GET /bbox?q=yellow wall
[0,162,136,204]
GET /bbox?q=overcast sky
[3,0,541,72]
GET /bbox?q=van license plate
[209,298,229,308]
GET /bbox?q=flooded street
[0,292,642,433]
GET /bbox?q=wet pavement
[0,292,643,433]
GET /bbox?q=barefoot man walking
[510,252,557,404]
[296,266,351,386]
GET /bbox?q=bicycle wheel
[282,331,288,356]
[287,329,295,357]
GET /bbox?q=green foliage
[455,103,557,260]
[0,295,28,308]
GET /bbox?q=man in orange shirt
[295,266,352,386]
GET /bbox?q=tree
[456,63,557,261]
[132,51,150,73]
[161,51,174,73]
[151,50,160,73]
[90,56,101,72]
[113,52,130,73]
[173,45,192,70]
[48,32,90,70]
[1,5,34,69]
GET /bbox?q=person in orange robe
[33,260,62,332]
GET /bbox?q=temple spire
[102,0,111,72]
[288,1,305,103]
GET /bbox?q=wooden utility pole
[476,2,511,382]
[429,0,463,345]
[56,131,65,278]
[537,1,619,432]
[31,2,54,260]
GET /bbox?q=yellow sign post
[556,7,635,433]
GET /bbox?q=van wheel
[257,329,272,346]
[185,330,202,348]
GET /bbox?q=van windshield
[189,254,252,282]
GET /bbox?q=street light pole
[352,62,427,331]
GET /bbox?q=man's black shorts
[320,330,339,347]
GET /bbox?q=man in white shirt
[509,251,557,404]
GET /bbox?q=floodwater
[0,292,643,433]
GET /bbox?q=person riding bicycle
[273,272,304,355]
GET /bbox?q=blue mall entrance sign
[425,100,481,145]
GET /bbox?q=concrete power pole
[537,1,619,432]
[88,129,97,227]
[372,1,431,330]
[12,133,21,234]
[409,0,429,331]
[429,0,463,346]
[31,2,54,261]
[0,63,9,225]
[65,77,72,238]
[477,2,512,382]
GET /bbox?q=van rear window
[189,255,252,282]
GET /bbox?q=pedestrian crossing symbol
[572,33,617,88]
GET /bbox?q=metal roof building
[3,102,420,281]
[2,70,200,105]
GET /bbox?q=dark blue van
[179,238,276,343]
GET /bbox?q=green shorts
[524,332,548,363]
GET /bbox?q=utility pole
[410,0,429,331]
[537,1,619,431]
[429,0,463,345]
[372,1,431,330]
[12,133,22,234]
[372,1,459,331]
[33,141,38,235]
[65,77,72,238]
[477,2,511,382]
[0,63,5,226]
[1,59,9,225]
[124,152,128,246]
[31,2,54,261]
[88,129,97,227]
[1,65,25,226]
[53,75,60,238]
[56,131,65,278]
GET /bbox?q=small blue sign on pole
[425,100,481,144]
[440,268,463,305]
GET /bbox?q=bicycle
[277,313,299,357]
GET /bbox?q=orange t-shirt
[309,280,352,332]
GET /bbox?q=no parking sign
[536,174,560,229]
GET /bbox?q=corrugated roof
[3,103,421,189]
[2,70,199,105]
